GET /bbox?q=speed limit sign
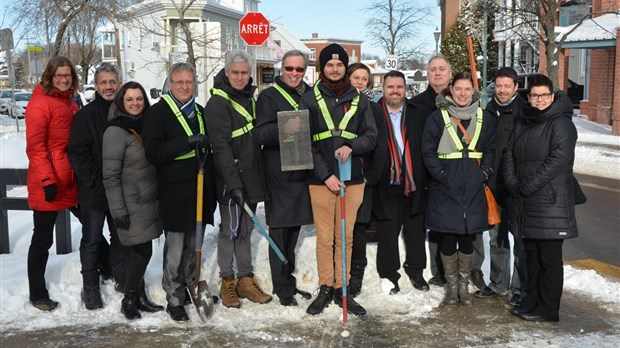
[385,55,398,70]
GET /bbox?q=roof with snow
[557,12,619,49]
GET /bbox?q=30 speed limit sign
[385,55,398,70]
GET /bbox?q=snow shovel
[242,203,288,265]
[338,154,351,324]
[187,150,214,322]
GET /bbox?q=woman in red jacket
[25,56,80,311]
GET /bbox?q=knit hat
[319,43,349,74]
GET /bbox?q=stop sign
[239,12,270,46]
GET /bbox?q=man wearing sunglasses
[254,50,314,307]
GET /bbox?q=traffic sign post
[239,12,270,46]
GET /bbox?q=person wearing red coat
[25,56,80,311]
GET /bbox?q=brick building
[301,33,363,80]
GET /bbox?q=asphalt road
[564,173,620,266]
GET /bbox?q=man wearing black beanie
[301,43,377,316]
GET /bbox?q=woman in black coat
[503,74,578,322]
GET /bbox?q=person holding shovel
[301,44,377,316]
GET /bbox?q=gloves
[43,184,58,202]
[113,215,130,230]
[188,134,210,150]
[229,188,246,208]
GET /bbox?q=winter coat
[300,81,378,185]
[503,92,578,240]
[67,93,114,211]
[26,84,79,211]
[411,85,439,117]
[485,95,526,201]
[205,69,266,205]
[372,98,430,220]
[102,113,162,246]
[254,76,313,228]
[142,97,216,232]
[422,93,496,235]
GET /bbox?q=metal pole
[481,0,489,108]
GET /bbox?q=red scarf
[319,73,351,97]
[382,100,416,196]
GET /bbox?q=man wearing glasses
[68,63,128,311]
[143,62,215,322]
[254,50,314,307]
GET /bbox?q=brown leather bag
[451,116,501,226]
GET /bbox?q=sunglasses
[283,66,305,73]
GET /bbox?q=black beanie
[319,43,349,74]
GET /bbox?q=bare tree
[69,5,107,85]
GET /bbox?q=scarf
[436,94,481,154]
[361,88,375,101]
[493,92,517,107]
[319,73,351,97]
[381,100,416,196]
[168,92,196,119]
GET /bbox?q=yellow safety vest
[311,81,360,142]
[162,95,205,160]
[210,88,256,138]
[437,108,484,160]
[273,83,299,111]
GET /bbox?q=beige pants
[309,183,365,289]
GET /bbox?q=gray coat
[102,114,162,246]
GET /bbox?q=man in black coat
[254,50,313,307]
[143,62,215,322]
[475,67,527,306]
[374,70,430,294]
[68,63,127,310]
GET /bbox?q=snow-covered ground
[1,113,619,344]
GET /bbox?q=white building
[493,0,539,74]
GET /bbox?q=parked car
[83,85,96,103]
[8,92,32,119]
[0,89,27,114]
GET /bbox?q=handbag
[451,116,501,225]
[573,175,587,205]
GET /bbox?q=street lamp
[433,27,441,53]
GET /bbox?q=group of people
[24,42,578,324]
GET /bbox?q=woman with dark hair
[422,71,496,305]
[102,82,163,320]
[503,74,577,322]
[25,56,80,311]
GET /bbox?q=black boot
[306,285,333,316]
[334,288,367,316]
[348,263,365,298]
[138,281,164,312]
[121,293,141,320]
[82,285,103,310]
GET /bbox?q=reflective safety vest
[210,88,255,138]
[311,82,360,142]
[162,95,205,160]
[437,108,484,160]
[273,83,298,111]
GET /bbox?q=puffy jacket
[503,92,578,240]
[26,84,79,211]
[102,114,162,246]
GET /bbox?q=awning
[556,13,619,49]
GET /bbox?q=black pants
[28,210,58,301]
[268,227,300,299]
[351,221,369,276]
[520,239,564,321]
[124,241,153,295]
[79,206,128,287]
[440,233,475,255]
[376,186,426,283]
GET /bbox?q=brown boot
[220,277,241,308]
[236,274,272,304]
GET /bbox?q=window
[309,48,316,61]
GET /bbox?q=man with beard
[254,50,313,306]
[374,70,430,294]
[475,67,527,306]
[68,63,129,310]
[301,43,377,316]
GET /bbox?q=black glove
[113,215,130,230]
[43,184,58,202]
[188,134,209,149]
[229,188,246,208]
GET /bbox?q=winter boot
[334,288,367,316]
[220,277,241,308]
[306,285,334,315]
[440,253,459,305]
[237,274,272,304]
[348,262,365,298]
[121,292,141,320]
[470,269,486,291]
[138,281,164,312]
[458,251,474,305]
[82,285,104,310]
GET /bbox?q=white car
[0,89,27,114]
[8,92,32,119]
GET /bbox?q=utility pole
[481,0,489,108]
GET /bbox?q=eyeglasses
[529,92,553,100]
[54,74,72,80]
[283,66,305,73]
[170,80,195,87]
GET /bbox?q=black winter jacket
[411,86,439,118]
[68,93,113,210]
[254,77,313,228]
[503,92,578,240]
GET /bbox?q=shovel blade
[188,280,214,322]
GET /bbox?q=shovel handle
[195,168,205,280]
[243,203,288,265]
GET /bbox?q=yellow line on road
[566,259,620,280]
